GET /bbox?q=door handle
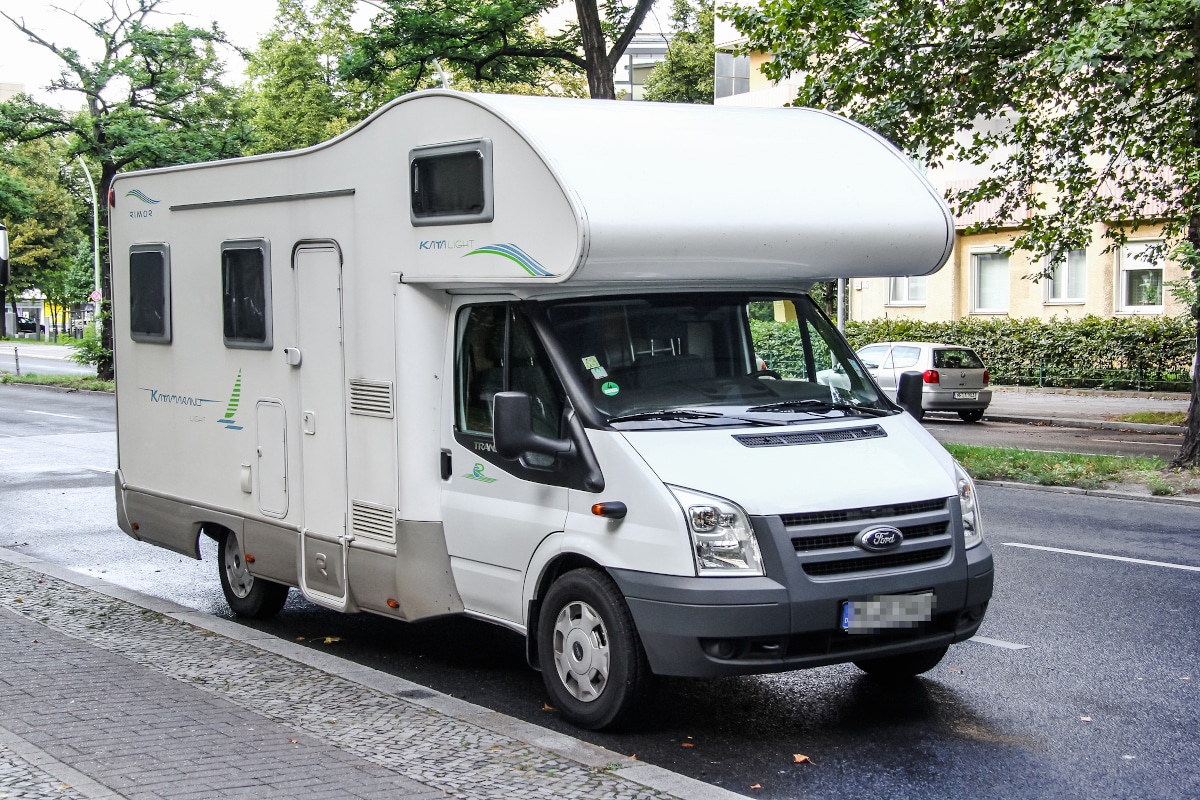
[284,347,302,366]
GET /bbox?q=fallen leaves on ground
[793,754,814,765]
[750,784,762,790]
[682,742,694,747]
[948,667,964,674]
[323,636,340,644]
[542,703,555,712]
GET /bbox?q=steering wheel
[752,368,783,380]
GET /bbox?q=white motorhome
[110,91,993,730]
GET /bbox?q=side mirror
[896,370,924,420]
[493,391,575,461]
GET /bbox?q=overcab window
[222,239,273,349]
[410,139,494,226]
[129,243,171,343]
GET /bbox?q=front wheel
[537,568,651,730]
[854,645,949,679]
[957,409,985,423]
[217,529,289,619]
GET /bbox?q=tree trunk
[576,0,616,99]
[96,160,116,382]
[1171,208,1200,466]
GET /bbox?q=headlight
[667,485,764,576]
[954,461,984,549]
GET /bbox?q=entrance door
[293,242,350,609]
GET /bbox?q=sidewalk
[966,386,1188,433]
[0,550,735,800]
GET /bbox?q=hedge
[751,315,1196,391]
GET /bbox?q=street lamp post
[77,156,101,333]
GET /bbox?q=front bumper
[610,498,994,677]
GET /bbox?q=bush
[69,320,111,370]
[752,315,1196,391]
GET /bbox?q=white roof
[448,92,954,284]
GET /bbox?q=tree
[642,0,714,104]
[1,140,83,338]
[728,0,1200,466]
[344,0,657,99]
[0,145,35,339]
[0,0,253,378]
[245,0,380,154]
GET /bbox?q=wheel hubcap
[223,535,254,599]
[552,600,610,703]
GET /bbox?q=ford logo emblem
[856,525,904,552]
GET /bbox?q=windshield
[542,293,891,427]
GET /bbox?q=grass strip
[943,443,1164,491]
[0,373,114,393]
[1109,411,1186,426]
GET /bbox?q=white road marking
[25,410,82,420]
[969,635,1030,650]
[1002,542,1200,572]
[1094,438,1179,448]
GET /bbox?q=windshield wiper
[606,408,723,424]
[745,399,891,417]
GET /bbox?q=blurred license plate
[841,593,934,633]
[953,391,979,400]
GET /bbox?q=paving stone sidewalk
[0,559,711,800]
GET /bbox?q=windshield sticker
[582,355,608,379]
[601,381,620,397]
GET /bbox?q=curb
[976,413,1183,435]
[0,547,742,800]
[976,479,1200,507]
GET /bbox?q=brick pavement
[0,560,707,800]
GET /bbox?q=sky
[0,0,283,107]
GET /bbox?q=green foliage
[751,315,1196,390]
[245,0,379,154]
[69,317,111,370]
[642,0,715,104]
[0,372,114,392]
[943,444,1162,490]
[725,0,1200,264]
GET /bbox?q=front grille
[783,498,946,527]
[792,520,948,552]
[802,546,951,576]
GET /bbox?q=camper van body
[110,91,993,729]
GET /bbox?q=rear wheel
[957,409,985,423]
[217,529,289,619]
[854,645,949,679]
[537,568,651,730]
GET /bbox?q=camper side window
[410,139,494,226]
[221,240,273,349]
[129,244,171,343]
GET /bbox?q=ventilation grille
[349,379,393,418]
[792,521,948,552]
[351,500,396,543]
[733,425,886,449]
[802,546,951,577]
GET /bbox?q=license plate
[841,593,934,634]
[953,391,979,400]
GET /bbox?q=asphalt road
[1,384,1197,799]
[0,346,96,377]
[924,413,1185,460]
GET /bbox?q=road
[1,384,1197,799]
[0,344,96,377]
[924,413,1185,460]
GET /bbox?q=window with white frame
[715,52,750,98]
[971,250,1010,313]
[1119,241,1164,312]
[888,276,927,305]
[1046,248,1086,302]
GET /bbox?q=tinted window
[411,140,494,225]
[934,349,985,369]
[222,241,272,349]
[129,245,170,343]
[856,345,889,368]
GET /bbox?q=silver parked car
[855,342,992,422]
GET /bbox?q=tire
[537,568,651,731]
[854,645,949,679]
[217,529,289,619]
[957,409,985,423]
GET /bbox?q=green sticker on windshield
[601,381,620,397]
